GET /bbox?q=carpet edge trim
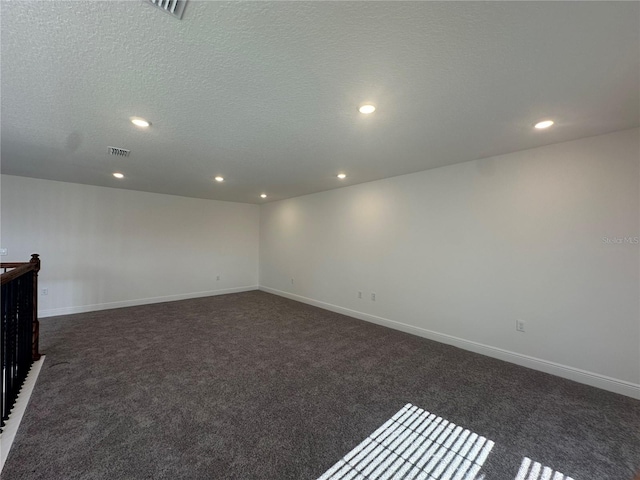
[0,356,46,474]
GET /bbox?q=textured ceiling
[1,1,639,204]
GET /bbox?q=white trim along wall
[0,176,260,317]
[2,128,638,399]
[259,128,640,399]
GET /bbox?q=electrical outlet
[371,293,376,301]
[291,278,294,285]
[516,319,525,332]
[0,248,7,256]
[41,288,48,296]
[216,275,220,281]
[357,291,362,299]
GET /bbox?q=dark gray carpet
[2,291,639,479]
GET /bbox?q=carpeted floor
[2,291,639,479]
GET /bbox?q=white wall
[260,128,640,398]
[2,130,638,398]
[1,175,259,316]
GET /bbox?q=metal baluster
[1,283,6,430]
[0,256,41,432]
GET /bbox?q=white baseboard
[0,356,45,474]
[39,285,259,318]
[259,286,640,400]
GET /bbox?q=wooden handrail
[1,263,37,285]
[1,262,28,268]
[0,254,41,362]
[1,254,42,431]
[1,253,40,285]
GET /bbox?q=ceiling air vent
[147,0,187,19]
[108,147,131,157]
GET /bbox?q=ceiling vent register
[147,0,187,19]
[108,147,131,157]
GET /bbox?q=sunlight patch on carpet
[515,457,575,480]
[318,403,494,480]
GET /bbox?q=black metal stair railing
[1,254,41,433]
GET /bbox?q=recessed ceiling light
[214,176,224,182]
[534,120,554,129]
[113,172,124,179]
[260,194,267,199]
[359,104,376,114]
[130,117,151,128]
[337,173,347,179]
